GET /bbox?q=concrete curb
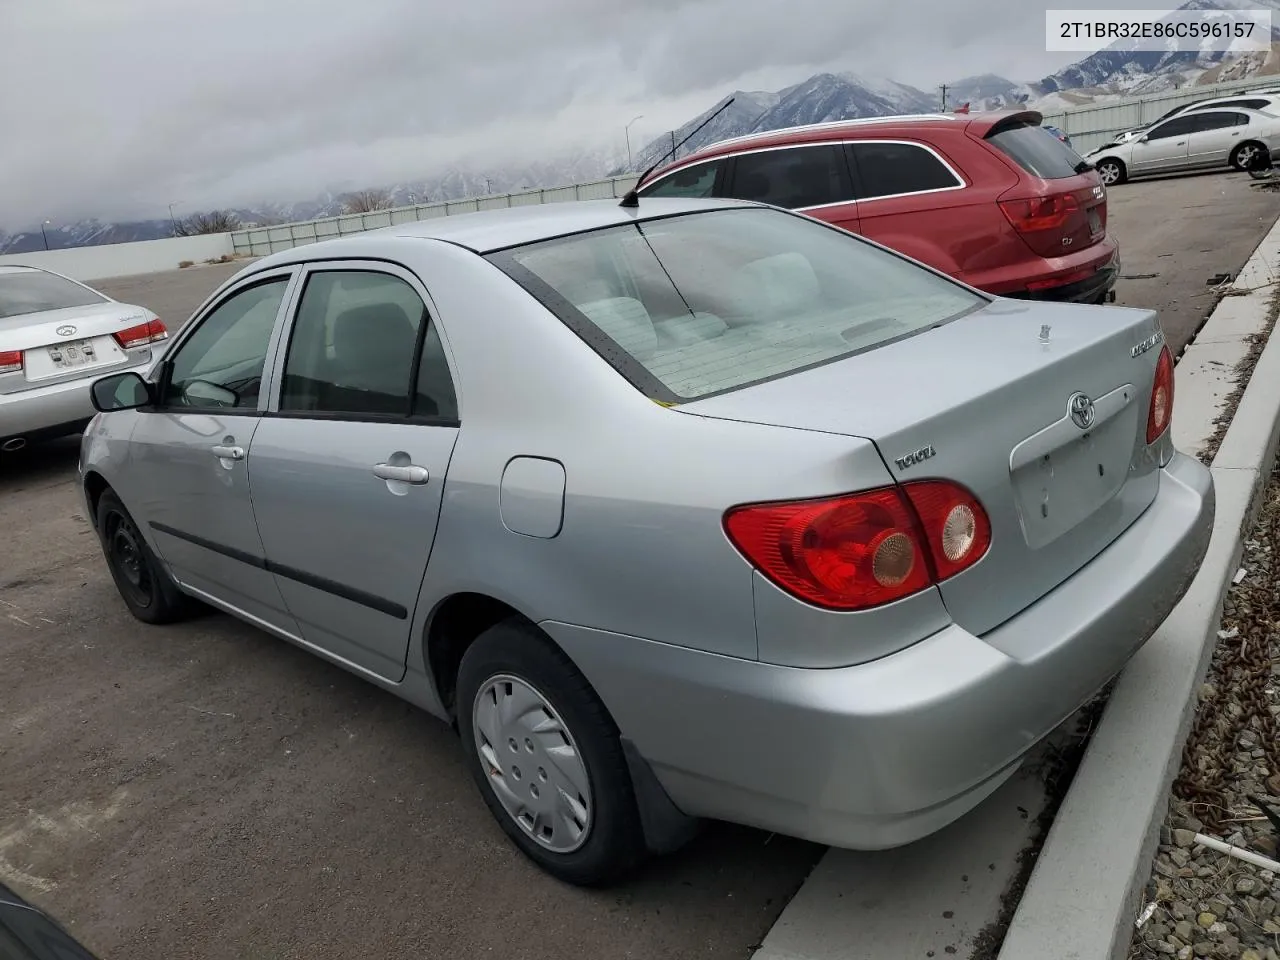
[997,219,1280,960]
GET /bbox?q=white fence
[0,233,235,282]
[229,176,641,257]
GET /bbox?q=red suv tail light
[113,318,168,350]
[998,193,1080,234]
[1146,344,1175,444]
[723,481,991,611]
[0,350,23,375]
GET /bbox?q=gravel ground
[1131,295,1280,960]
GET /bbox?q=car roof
[251,197,763,269]
[638,109,1045,186]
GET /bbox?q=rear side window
[727,145,853,208]
[489,208,983,402]
[849,142,962,199]
[1192,111,1250,131]
[640,159,725,198]
[984,122,1085,179]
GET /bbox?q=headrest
[330,302,417,387]
[734,252,822,321]
[576,297,658,361]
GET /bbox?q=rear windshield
[986,122,1088,180]
[0,270,105,319]
[489,208,984,402]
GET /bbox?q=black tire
[96,490,198,624]
[456,619,646,886]
[1096,158,1126,186]
[1232,141,1268,172]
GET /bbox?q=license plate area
[24,335,126,382]
[1087,207,1103,238]
[1010,393,1138,550]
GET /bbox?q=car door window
[640,159,725,198]
[1146,115,1198,140]
[850,141,962,199]
[1192,111,1247,132]
[728,145,852,209]
[162,277,289,409]
[279,269,457,419]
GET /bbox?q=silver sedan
[0,265,168,452]
[79,198,1213,885]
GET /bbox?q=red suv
[636,110,1119,304]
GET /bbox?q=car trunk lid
[0,303,163,395]
[679,298,1167,637]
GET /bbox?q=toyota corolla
[79,198,1213,885]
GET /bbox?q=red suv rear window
[985,122,1087,180]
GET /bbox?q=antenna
[619,97,736,208]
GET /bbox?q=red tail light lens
[998,193,1079,233]
[0,350,22,375]
[902,480,993,582]
[723,481,990,611]
[1147,344,1175,443]
[113,319,168,350]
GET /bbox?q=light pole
[168,201,181,237]
[40,220,50,250]
[485,178,493,195]
[625,114,644,169]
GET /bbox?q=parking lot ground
[1107,170,1280,354]
[2,175,1277,960]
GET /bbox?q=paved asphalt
[1,170,1278,960]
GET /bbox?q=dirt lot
[2,172,1279,960]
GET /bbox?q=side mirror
[1138,135,1150,143]
[90,372,153,412]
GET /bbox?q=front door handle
[373,463,429,484]
[211,444,244,461]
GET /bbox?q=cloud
[0,0,1119,229]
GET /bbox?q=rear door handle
[211,444,244,461]
[373,463,429,484]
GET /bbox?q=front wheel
[96,490,198,624]
[456,619,647,886]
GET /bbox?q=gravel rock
[1130,456,1280,960]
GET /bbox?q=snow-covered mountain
[12,0,1280,252]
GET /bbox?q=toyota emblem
[55,325,77,337]
[1068,392,1096,430]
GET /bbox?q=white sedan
[0,265,168,452]
[1085,106,1280,185]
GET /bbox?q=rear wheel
[456,619,646,886]
[1096,158,1126,186]
[97,490,198,624]
[1232,141,1267,172]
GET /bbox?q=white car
[1110,92,1280,148]
[0,265,168,452]
[1085,106,1280,185]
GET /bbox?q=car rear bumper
[0,363,147,444]
[978,237,1120,304]
[546,451,1214,849]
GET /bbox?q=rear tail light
[998,193,1079,234]
[113,318,168,350]
[1147,344,1175,443]
[0,350,22,375]
[1025,268,1096,292]
[723,481,991,611]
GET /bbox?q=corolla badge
[1068,392,1096,430]
[1130,330,1163,358]
[55,325,77,337]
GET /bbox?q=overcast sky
[0,0,1181,229]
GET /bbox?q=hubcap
[108,513,152,606]
[1239,146,1259,167]
[1100,163,1119,185]
[471,674,592,854]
